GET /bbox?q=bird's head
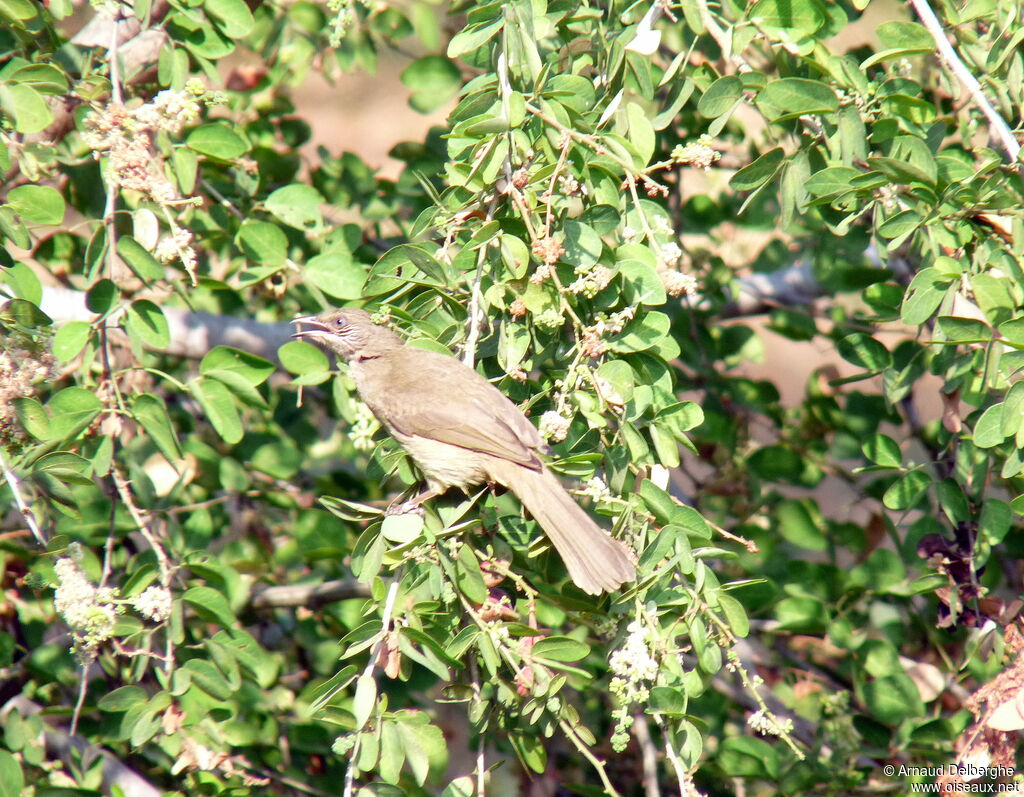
[291,308,402,360]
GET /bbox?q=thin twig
[633,714,662,797]
[111,468,175,673]
[909,0,1021,167]
[463,195,501,368]
[0,451,46,546]
[343,573,402,797]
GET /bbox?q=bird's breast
[393,432,492,493]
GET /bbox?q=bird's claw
[385,499,426,518]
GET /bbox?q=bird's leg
[385,488,437,517]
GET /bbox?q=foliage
[2,0,1024,794]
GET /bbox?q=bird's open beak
[291,315,330,339]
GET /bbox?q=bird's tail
[495,462,636,595]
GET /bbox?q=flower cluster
[671,135,721,170]
[579,476,613,503]
[660,269,698,298]
[568,264,615,298]
[53,544,120,661]
[748,708,794,737]
[531,235,564,265]
[538,410,571,442]
[533,307,565,329]
[82,80,217,282]
[133,585,173,622]
[349,401,381,451]
[609,619,661,750]
[0,343,55,446]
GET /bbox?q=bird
[291,307,636,595]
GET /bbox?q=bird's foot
[385,499,426,518]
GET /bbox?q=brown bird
[292,308,636,595]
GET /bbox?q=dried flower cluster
[0,342,55,446]
[531,235,564,265]
[82,80,218,282]
[671,135,721,170]
[538,410,571,442]
[568,263,615,298]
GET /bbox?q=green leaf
[804,165,859,199]
[447,18,503,58]
[759,78,838,120]
[901,268,952,325]
[48,387,102,440]
[97,685,149,712]
[237,221,288,267]
[381,513,425,543]
[34,452,93,485]
[124,300,171,349]
[776,499,827,550]
[191,377,243,443]
[86,279,119,315]
[562,220,602,269]
[401,56,461,113]
[0,84,53,134]
[200,346,274,387]
[749,0,826,38]
[13,397,50,440]
[266,184,325,232]
[936,315,991,344]
[279,340,330,379]
[52,321,91,362]
[876,20,933,50]
[877,209,922,240]
[353,673,377,729]
[718,736,779,779]
[862,674,925,725]
[837,333,891,371]
[0,750,24,797]
[531,636,590,662]
[882,470,931,510]
[187,122,250,161]
[306,251,366,300]
[117,236,164,280]
[183,586,236,627]
[862,433,901,467]
[453,541,487,604]
[204,0,254,38]
[0,262,41,303]
[133,394,183,462]
[625,101,655,163]
[697,75,742,118]
[183,658,235,701]
[973,404,1006,448]
[608,310,670,353]
[7,184,65,225]
[730,147,784,192]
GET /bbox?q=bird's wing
[373,349,545,468]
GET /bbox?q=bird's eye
[335,317,345,327]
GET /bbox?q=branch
[39,286,293,361]
[249,579,370,609]
[909,0,1021,168]
[0,450,46,546]
[1,696,162,797]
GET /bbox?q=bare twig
[343,574,402,797]
[0,451,46,546]
[249,579,370,609]
[112,468,175,673]
[633,714,662,797]
[909,0,1021,167]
